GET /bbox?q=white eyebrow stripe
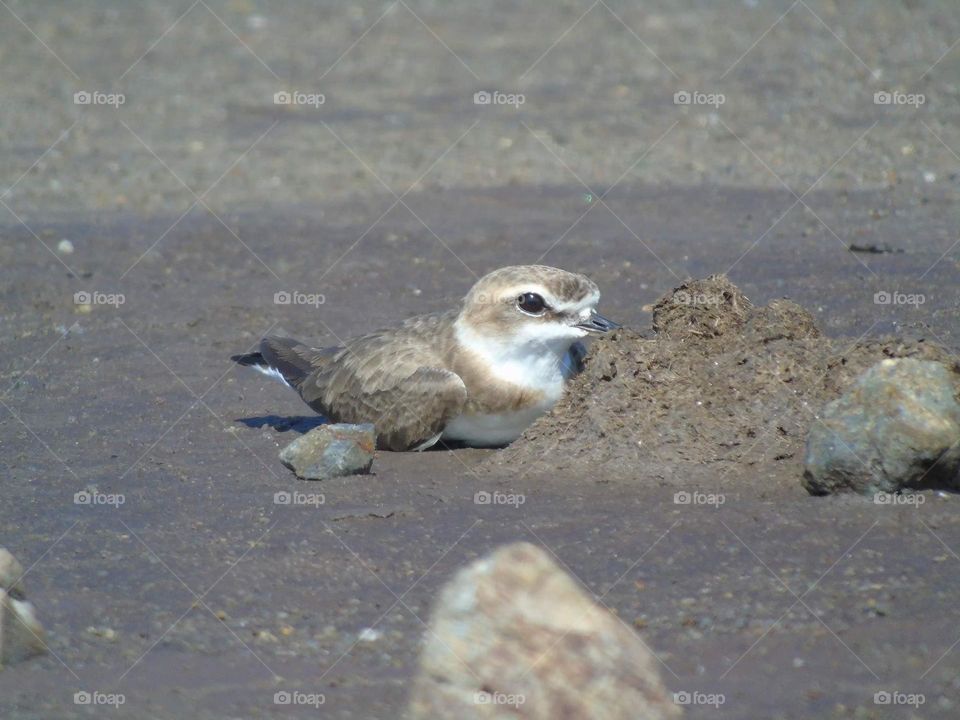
[550,290,600,314]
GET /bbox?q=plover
[233,265,618,451]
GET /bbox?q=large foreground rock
[409,542,681,720]
[803,359,960,495]
[0,549,47,667]
[279,423,375,480]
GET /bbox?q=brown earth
[492,275,957,495]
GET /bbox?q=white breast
[442,321,581,446]
[442,404,552,446]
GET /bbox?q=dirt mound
[488,276,956,486]
[651,275,754,338]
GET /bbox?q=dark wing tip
[232,351,265,367]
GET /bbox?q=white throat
[444,317,583,446]
[453,318,581,396]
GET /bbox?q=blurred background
[3,1,959,213]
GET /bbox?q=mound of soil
[488,276,956,487]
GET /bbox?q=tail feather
[258,336,315,388]
[232,336,333,390]
[231,351,265,367]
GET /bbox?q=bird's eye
[517,292,546,315]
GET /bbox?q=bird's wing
[299,325,467,451]
[253,336,339,388]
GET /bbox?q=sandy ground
[2,1,960,718]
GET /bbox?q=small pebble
[86,626,117,640]
[57,239,74,254]
[279,423,375,480]
[246,13,267,30]
[358,627,382,642]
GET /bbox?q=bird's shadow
[235,416,506,451]
[236,415,328,434]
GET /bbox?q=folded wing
[299,329,467,451]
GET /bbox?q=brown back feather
[296,312,467,450]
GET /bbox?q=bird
[232,265,618,451]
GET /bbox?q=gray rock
[408,542,681,720]
[803,359,960,495]
[279,423,375,480]
[0,548,47,667]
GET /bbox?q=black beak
[575,311,620,333]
